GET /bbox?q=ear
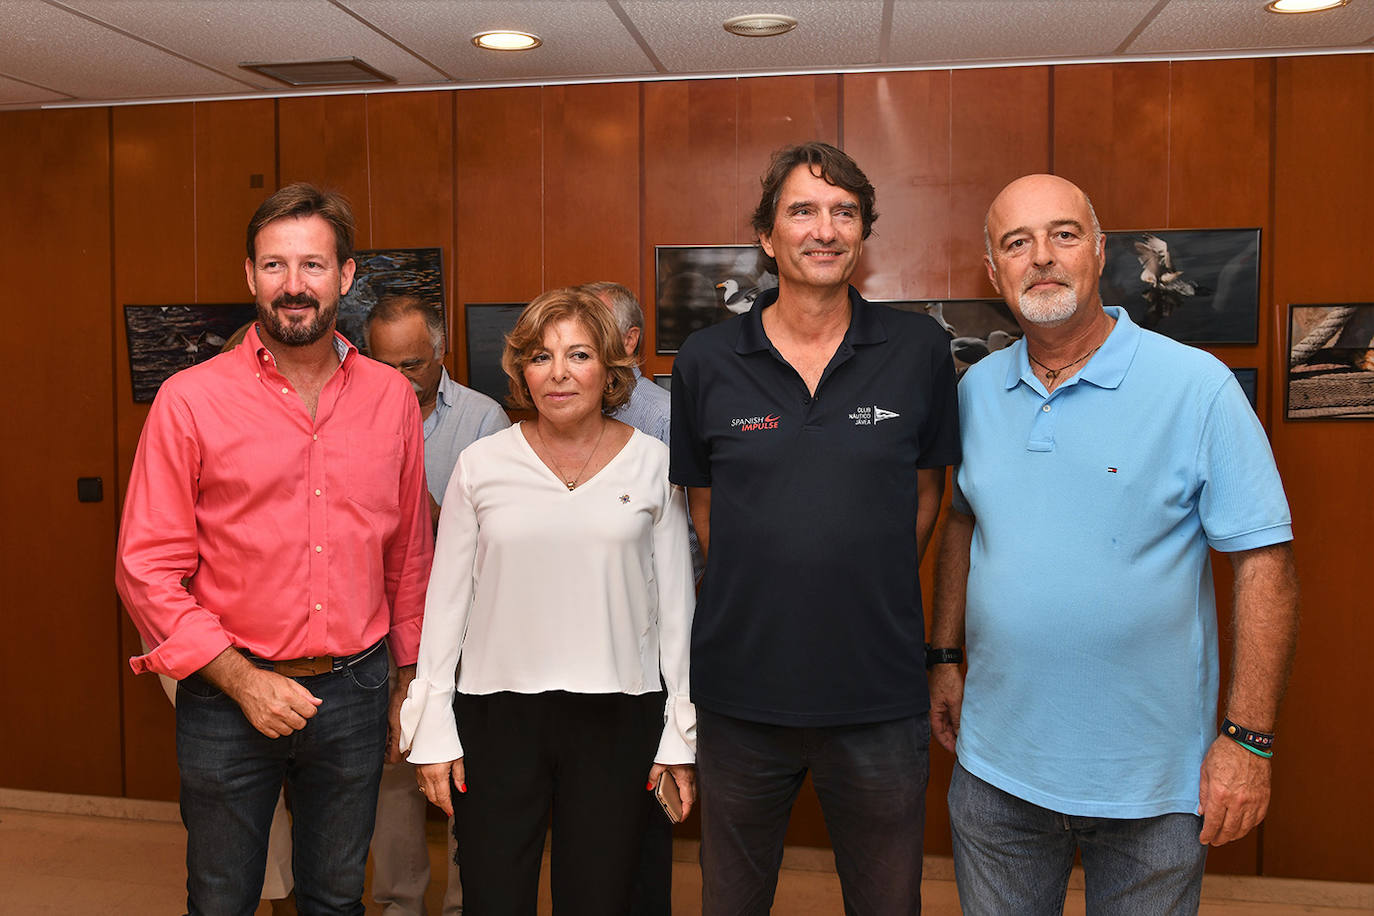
[623,326,641,358]
[245,257,257,296]
[984,254,999,291]
[339,257,356,296]
[1095,234,1107,278]
[758,231,775,260]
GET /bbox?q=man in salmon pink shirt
[116,183,434,915]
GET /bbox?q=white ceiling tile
[341,0,656,80]
[888,0,1160,64]
[622,0,884,72]
[0,0,251,100]
[58,0,450,87]
[0,72,70,107]
[1127,0,1374,53]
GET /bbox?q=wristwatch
[924,643,963,670]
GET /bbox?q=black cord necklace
[1028,345,1101,383]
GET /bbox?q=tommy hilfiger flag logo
[1107,467,1119,474]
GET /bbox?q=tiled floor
[1,801,1370,914]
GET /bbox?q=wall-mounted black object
[77,477,103,503]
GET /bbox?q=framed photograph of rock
[878,298,1023,378]
[123,303,257,402]
[464,303,525,406]
[338,248,445,352]
[654,245,777,354]
[1099,228,1259,344]
[1286,303,1374,420]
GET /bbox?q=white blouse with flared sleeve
[399,422,696,766]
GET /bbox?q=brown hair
[245,182,355,267]
[501,287,635,412]
[750,142,878,240]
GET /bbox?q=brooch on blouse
[619,493,631,503]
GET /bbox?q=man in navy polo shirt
[930,174,1299,915]
[670,142,959,914]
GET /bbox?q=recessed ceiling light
[471,30,542,51]
[1264,0,1349,12]
[240,57,394,87]
[723,14,798,37]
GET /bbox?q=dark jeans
[948,764,1207,916]
[175,645,389,916]
[697,709,930,916]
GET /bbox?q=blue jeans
[697,709,930,916]
[176,645,389,916]
[948,764,1207,916]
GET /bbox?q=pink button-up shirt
[117,325,434,680]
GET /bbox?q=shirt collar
[735,285,888,355]
[1004,306,1139,393]
[435,367,457,409]
[242,322,358,372]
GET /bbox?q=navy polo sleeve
[669,342,711,488]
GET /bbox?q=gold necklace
[534,418,607,490]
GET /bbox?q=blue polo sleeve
[1197,374,1293,552]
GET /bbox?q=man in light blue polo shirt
[930,174,1299,915]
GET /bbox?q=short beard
[258,292,337,346]
[1016,273,1079,328]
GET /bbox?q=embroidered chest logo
[731,414,780,432]
[848,405,901,426]
[619,493,631,503]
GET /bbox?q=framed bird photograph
[464,302,526,406]
[1285,303,1374,420]
[879,299,1023,379]
[338,247,445,353]
[654,245,777,354]
[123,303,258,402]
[1100,228,1260,344]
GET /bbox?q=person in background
[363,294,509,915]
[402,287,696,915]
[930,173,1299,915]
[117,182,433,914]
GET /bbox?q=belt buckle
[273,656,333,677]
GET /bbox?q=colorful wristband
[1222,717,1275,758]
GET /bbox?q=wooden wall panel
[843,70,953,300]
[1265,54,1374,883]
[0,108,121,795]
[641,79,739,373]
[541,82,640,291]
[111,103,198,801]
[194,100,277,301]
[453,87,543,385]
[278,95,370,247]
[1051,62,1171,231]
[736,75,841,243]
[949,67,1051,296]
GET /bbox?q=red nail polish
[646,780,655,791]
[459,782,467,793]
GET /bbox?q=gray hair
[580,281,644,357]
[363,294,445,358]
[984,190,1103,269]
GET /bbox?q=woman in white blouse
[399,287,695,914]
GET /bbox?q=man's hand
[417,759,466,817]
[647,762,697,820]
[1197,735,1271,845]
[929,664,964,755]
[200,647,322,738]
[386,664,417,764]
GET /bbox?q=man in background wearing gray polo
[364,293,509,915]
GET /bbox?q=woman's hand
[647,762,697,820]
[417,759,466,817]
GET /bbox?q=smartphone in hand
[655,770,683,824]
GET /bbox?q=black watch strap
[925,644,963,670]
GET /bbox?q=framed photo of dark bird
[124,303,258,402]
[654,245,777,354]
[1100,228,1260,344]
[338,248,446,352]
[1286,303,1374,420]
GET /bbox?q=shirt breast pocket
[346,434,402,513]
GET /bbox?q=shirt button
[314,488,322,496]
[255,373,260,379]
[281,387,289,394]
[313,434,318,441]
[1041,404,1052,413]
[314,603,322,611]
[315,545,323,553]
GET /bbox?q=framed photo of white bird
[654,245,777,354]
[880,299,1022,379]
[124,303,258,402]
[1286,303,1374,420]
[1100,228,1260,344]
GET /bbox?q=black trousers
[451,690,666,916]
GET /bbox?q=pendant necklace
[1028,345,1101,383]
[535,418,607,490]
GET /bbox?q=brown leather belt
[241,640,385,677]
